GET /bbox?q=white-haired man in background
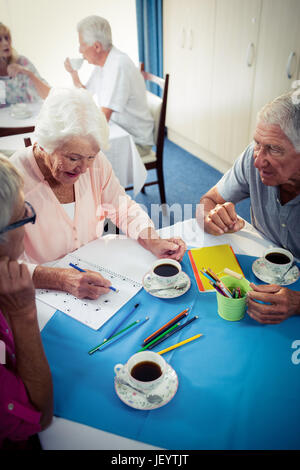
[64,15,154,158]
[196,91,300,324]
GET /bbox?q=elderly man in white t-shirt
[64,15,154,157]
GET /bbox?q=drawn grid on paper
[35,254,142,330]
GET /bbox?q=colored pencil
[142,308,189,345]
[106,303,140,340]
[88,320,138,355]
[148,316,198,350]
[137,322,181,352]
[92,317,149,353]
[157,334,203,355]
[69,263,118,292]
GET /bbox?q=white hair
[77,15,112,50]
[33,87,109,154]
[257,91,300,152]
[0,154,23,244]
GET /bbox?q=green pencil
[137,322,181,352]
[88,320,138,355]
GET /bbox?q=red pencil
[142,308,189,345]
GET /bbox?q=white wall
[1,0,139,87]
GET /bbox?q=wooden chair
[0,125,35,138]
[127,64,169,205]
[24,137,32,147]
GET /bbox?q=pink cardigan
[11,147,154,265]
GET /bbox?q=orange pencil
[142,308,189,345]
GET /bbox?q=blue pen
[106,302,140,340]
[69,262,118,292]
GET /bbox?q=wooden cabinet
[209,0,261,163]
[163,0,215,150]
[248,0,300,138]
[163,0,300,170]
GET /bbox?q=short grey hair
[77,15,112,51]
[257,91,300,152]
[0,154,23,244]
[33,87,109,154]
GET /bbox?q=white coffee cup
[69,57,84,70]
[144,258,181,288]
[114,351,167,392]
[263,247,293,279]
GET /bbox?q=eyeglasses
[0,201,36,235]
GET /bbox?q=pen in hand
[69,262,119,292]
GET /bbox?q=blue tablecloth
[41,253,300,450]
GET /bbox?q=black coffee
[131,361,162,382]
[153,263,179,277]
[265,252,290,264]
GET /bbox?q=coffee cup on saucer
[144,258,181,288]
[114,351,167,392]
[263,247,293,280]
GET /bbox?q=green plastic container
[216,275,252,321]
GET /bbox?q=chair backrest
[140,64,169,152]
[0,126,35,138]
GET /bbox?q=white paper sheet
[35,236,157,330]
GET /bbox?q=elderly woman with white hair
[0,154,52,448]
[11,87,185,298]
[64,15,154,157]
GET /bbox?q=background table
[0,105,146,196]
[37,219,300,450]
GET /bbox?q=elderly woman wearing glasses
[0,154,52,448]
[10,87,186,298]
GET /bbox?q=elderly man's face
[78,33,97,64]
[253,121,300,187]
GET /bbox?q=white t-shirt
[86,46,154,146]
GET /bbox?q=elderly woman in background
[11,87,186,298]
[0,154,52,449]
[0,23,50,105]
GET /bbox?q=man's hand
[204,202,245,235]
[0,257,36,318]
[247,283,300,324]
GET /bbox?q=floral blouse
[0,55,48,105]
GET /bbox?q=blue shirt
[217,144,300,260]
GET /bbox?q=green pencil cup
[216,275,252,321]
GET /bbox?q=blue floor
[127,138,251,229]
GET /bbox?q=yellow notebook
[188,244,244,292]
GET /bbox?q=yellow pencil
[157,334,202,355]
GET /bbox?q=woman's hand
[59,268,112,300]
[0,257,36,318]
[247,283,300,324]
[145,237,186,261]
[7,63,29,78]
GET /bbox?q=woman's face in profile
[0,32,12,60]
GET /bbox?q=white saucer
[9,104,32,119]
[142,271,191,299]
[114,364,178,410]
[252,258,300,286]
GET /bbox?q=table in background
[0,105,146,196]
[37,219,299,450]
